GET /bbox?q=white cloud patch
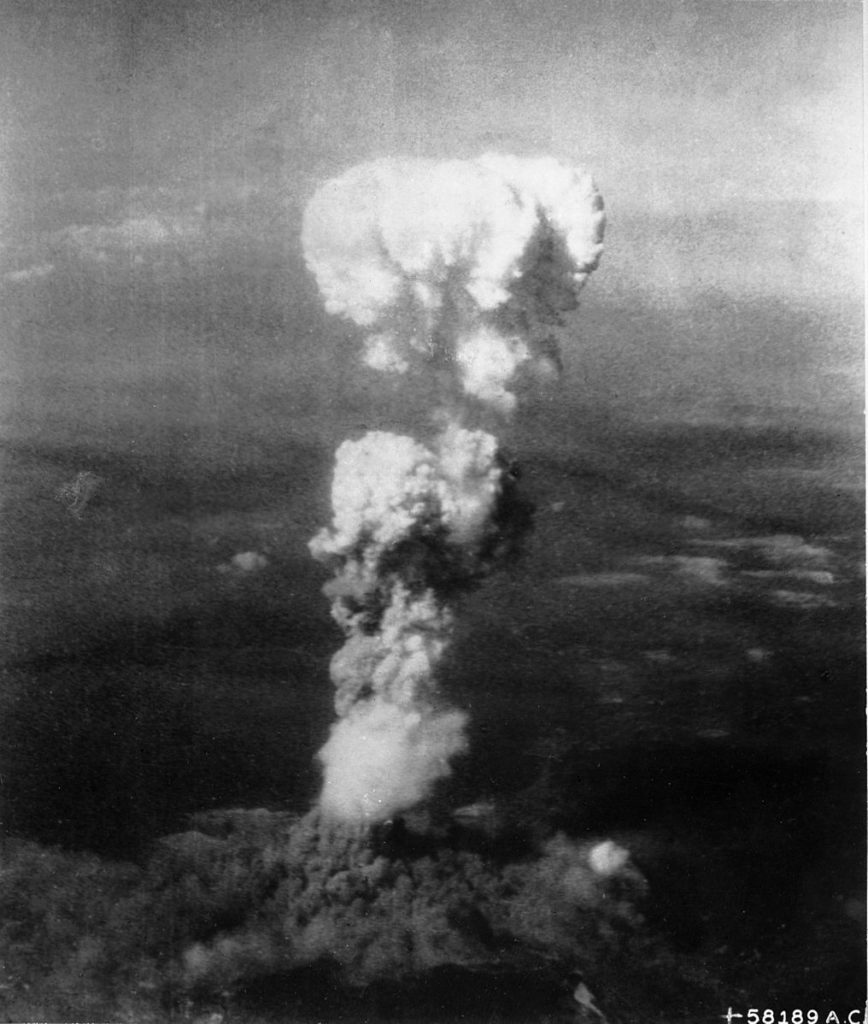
[60,213,203,263]
[217,551,270,575]
[637,555,729,587]
[692,534,835,570]
[770,590,838,610]
[4,262,54,283]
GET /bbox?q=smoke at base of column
[174,808,646,996]
[303,153,604,825]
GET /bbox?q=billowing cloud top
[310,426,501,563]
[302,154,604,411]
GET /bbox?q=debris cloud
[303,154,604,824]
[302,153,604,413]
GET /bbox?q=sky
[0,0,862,454]
[0,0,861,209]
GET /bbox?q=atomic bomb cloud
[302,153,604,412]
[303,154,604,824]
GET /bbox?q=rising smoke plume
[303,154,604,824]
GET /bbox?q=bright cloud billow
[302,154,605,825]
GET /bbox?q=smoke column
[303,154,604,825]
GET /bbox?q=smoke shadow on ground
[437,735,865,1007]
[520,739,834,938]
[0,599,336,857]
[0,662,305,857]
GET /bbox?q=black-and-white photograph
[0,1,863,1021]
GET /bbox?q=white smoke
[317,702,469,824]
[303,154,604,824]
[309,428,508,823]
[302,153,604,413]
[309,426,502,566]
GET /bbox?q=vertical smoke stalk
[303,154,604,825]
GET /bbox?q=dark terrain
[0,393,863,1021]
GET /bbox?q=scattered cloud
[4,262,54,283]
[681,515,712,533]
[643,649,676,665]
[217,551,270,575]
[770,590,838,610]
[671,556,728,587]
[692,534,834,569]
[745,648,772,665]
[637,555,729,587]
[743,569,836,587]
[754,535,835,568]
[59,212,203,263]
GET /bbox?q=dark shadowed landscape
[0,2,863,1022]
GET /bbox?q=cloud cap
[302,153,604,412]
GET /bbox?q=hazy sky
[1,0,861,210]
[0,0,862,451]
